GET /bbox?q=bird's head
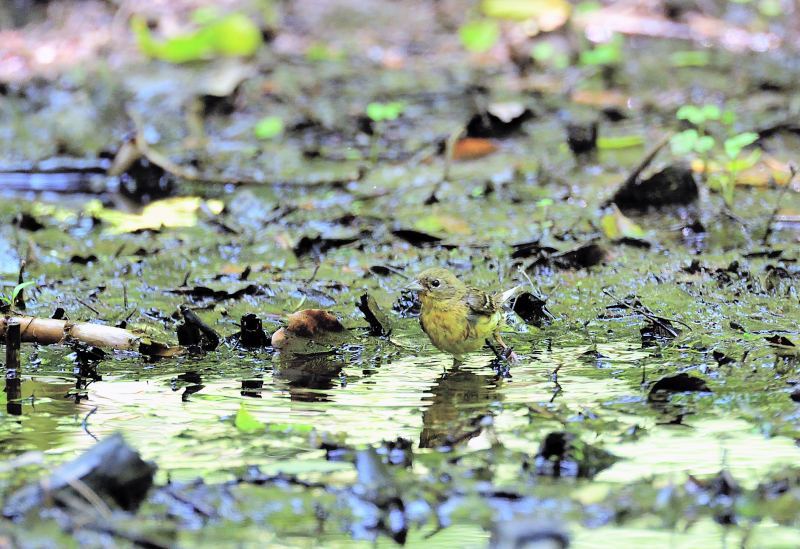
[408,268,464,301]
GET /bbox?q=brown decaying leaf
[452,138,497,161]
[271,309,345,349]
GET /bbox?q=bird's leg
[445,356,462,375]
[486,338,503,360]
[492,332,518,363]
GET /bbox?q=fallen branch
[0,316,182,357]
[601,289,691,337]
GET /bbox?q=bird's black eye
[430,279,440,288]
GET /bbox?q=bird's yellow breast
[419,295,500,357]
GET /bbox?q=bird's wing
[465,287,497,317]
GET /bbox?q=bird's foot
[487,336,518,365]
[500,346,518,364]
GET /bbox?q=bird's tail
[495,284,524,305]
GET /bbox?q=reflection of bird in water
[273,352,344,403]
[419,365,501,449]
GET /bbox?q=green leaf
[209,14,263,57]
[720,110,737,126]
[366,101,405,122]
[724,132,759,159]
[531,41,568,69]
[254,116,284,139]
[132,12,262,63]
[11,281,34,302]
[709,173,735,207]
[694,135,716,154]
[676,105,705,125]
[700,104,721,121]
[531,41,555,62]
[459,19,500,53]
[597,135,644,149]
[759,0,782,17]
[579,36,623,66]
[669,50,710,67]
[601,206,646,240]
[235,403,265,433]
[575,1,602,14]
[306,42,344,62]
[670,129,699,155]
[726,149,762,172]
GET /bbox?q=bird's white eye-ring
[430,279,440,288]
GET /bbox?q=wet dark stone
[551,242,607,270]
[4,433,156,517]
[241,378,264,398]
[566,121,598,155]
[465,108,533,138]
[13,212,45,231]
[294,235,359,258]
[648,372,711,401]
[511,240,559,260]
[177,306,220,352]
[235,313,271,348]
[357,293,392,336]
[712,350,735,366]
[69,254,98,265]
[391,229,443,247]
[529,431,617,479]
[765,334,795,347]
[612,165,698,211]
[512,292,553,327]
[119,157,175,204]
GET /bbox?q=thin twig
[82,407,98,441]
[304,260,321,284]
[762,164,797,245]
[549,381,562,403]
[62,477,112,520]
[621,133,671,187]
[426,125,465,203]
[76,299,100,315]
[602,288,690,335]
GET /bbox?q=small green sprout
[671,103,762,208]
[254,116,284,140]
[0,281,35,309]
[459,19,500,53]
[366,102,405,123]
[579,34,623,67]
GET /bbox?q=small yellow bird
[408,268,518,362]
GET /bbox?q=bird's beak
[405,280,423,291]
